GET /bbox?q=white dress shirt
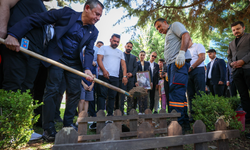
[208,57,216,79]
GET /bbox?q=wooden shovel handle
[0,38,130,96]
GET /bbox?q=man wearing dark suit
[149,52,159,113]
[226,62,237,97]
[228,21,250,124]
[206,49,226,97]
[4,0,104,141]
[117,42,138,115]
[0,0,49,92]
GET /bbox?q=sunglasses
[152,55,157,58]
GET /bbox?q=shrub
[192,92,242,131]
[0,89,42,149]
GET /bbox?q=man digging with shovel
[3,0,104,142]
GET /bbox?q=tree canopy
[103,0,250,37]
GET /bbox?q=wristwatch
[123,76,127,78]
[190,66,194,70]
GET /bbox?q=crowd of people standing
[0,0,249,142]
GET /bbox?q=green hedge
[0,89,42,149]
[192,92,242,131]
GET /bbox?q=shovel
[0,38,146,97]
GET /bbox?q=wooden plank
[77,111,88,135]
[159,108,168,150]
[159,108,168,129]
[114,109,122,132]
[137,122,154,150]
[215,119,229,150]
[54,127,78,144]
[144,109,152,126]
[138,113,181,119]
[96,110,106,134]
[193,120,208,150]
[78,128,168,141]
[137,122,154,138]
[129,109,138,132]
[168,121,183,150]
[100,123,120,141]
[78,114,138,122]
[170,109,178,121]
[53,130,240,150]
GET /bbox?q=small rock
[209,145,217,149]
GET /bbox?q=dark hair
[139,50,146,54]
[206,49,216,53]
[231,21,244,28]
[151,51,157,55]
[111,34,121,39]
[158,59,165,62]
[126,41,133,46]
[84,0,104,10]
[97,41,104,45]
[154,18,168,26]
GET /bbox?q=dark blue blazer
[206,58,226,85]
[8,7,98,69]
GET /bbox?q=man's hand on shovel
[85,69,94,82]
[4,35,20,52]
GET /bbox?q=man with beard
[206,49,226,97]
[97,34,128,116]
[228,21,250,131]
[116,42,137,115]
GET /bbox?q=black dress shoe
[189,118,195,123]
[42,126,57,142]
[153,111,158,114]
[245,133,250,139]
[64,124,78,131]
[54,117,63,123]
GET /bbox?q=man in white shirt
[97,34,128,116]
[186,39,205,123]
[206,49,226,97]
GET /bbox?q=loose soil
[129,86,148,97]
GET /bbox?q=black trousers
[33,64,48,127]
[97,75,119,116]
[208,79,225,97]
[2,44,42,92]
[229,81,237,97]
[0,45,4,89]
[233,68,250,119]
[54,76,66,120]
[164,80,169,112]
[187,67,205,115]
[88,84,97,117]
[149,85,156,111]
[118,79,135,115]
[42,57,81,129]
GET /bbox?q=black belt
[186,59,191,63]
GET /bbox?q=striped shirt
[164,22,192,65]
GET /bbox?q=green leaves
[192,92,242,132]
[0,89,43,149]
